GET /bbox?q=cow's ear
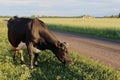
[55,41,61,48]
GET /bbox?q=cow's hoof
[29,65,34,69]
[13,57,16,62]
[13,58,17,63]
[34,64,38,67]
[20,61,25,65]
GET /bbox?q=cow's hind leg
[19,50,24,64]
[11,45,24,64]
[13,50,18,62]
[11,46,18,62]
[10,40,20,62]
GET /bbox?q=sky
[0,0,120,17]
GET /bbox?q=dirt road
[53,31,120,70]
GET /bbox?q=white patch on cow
[11,42,41,53]
[16,42,27,50]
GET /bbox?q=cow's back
[7,17,32,47]
[7,17,57,48]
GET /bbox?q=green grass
[40,18,120,40]
[0,19,120,80]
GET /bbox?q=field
[41,18,120,40]
[0,18,120,80]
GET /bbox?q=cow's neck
[40,28,59,53]
[40,40,58,54]
[47,41,59,54]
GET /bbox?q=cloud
[0,0,37,6]
[0,0,85,7]
[84,0,120,3]
[1,0,120,6]
[0,0,120,16]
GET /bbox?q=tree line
[0,13,120,18]
[104,13,120,18]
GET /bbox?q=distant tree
[118,13,120,18]
[111,15,114,18]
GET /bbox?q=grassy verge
[0,21,120,80]
[0,50,120,80]
[40,18,120,40]
[47,24,120,40]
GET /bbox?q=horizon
[0,0,120,17]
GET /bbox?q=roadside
[52,30,120,70]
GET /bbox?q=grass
[0,18,120,80]
[40,18,120,40]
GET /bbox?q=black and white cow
[7,16,72,68]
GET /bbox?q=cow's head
[55,41,72,65]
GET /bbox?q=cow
[7,16,72,68]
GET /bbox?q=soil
[53,31,120,70]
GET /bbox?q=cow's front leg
[27,42,34,69]
[33,47,41,67]
[34,53,38,67]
